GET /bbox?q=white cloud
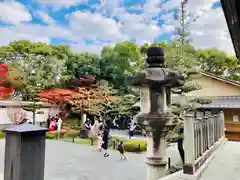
[0,24,75,46]
[117,11,160,44]
[36,11,56,25]
[189,8,234,54]
[160,0,234,54]
[0,0,235,55]
[67,11,128,42]
[36,0,88,11]
[0,1,32,24]
[71,41,114,54]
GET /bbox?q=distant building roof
[199,72,240,88]
[0,100,52,107]
[200,96,240,109]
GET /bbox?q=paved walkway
[199,141,240,180]
[0,140,181,180]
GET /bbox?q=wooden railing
[183,111,225,175]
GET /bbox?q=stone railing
[183,111,225,175]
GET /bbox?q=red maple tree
[0,64,14,99]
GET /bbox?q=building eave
[221,0,240,59]
[199,72,240,88]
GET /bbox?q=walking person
[97,133,103,152]
[129,119,136,139]
[96,120,103,152]
[57,114,62,131]
[54,117,58,131]
[102,121,110,157]
[49,118,56,132]
[117,141,126,160]
[177,126,185,164]
[57,114,63,140]
[46,115,51,129]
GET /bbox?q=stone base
[146,156,167,166]
[146,160,167,180]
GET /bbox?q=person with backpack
[102,121,110,157]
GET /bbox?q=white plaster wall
[0,107,54,124]
[0,100,59,125]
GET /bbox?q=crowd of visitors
[47,114,62,132]
[82,117,139,159]
[83,118,111,157]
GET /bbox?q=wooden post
[3,123,47,180]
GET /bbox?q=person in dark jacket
[102,122,110,157]
[177,127,185,164]
[47,116,51,128]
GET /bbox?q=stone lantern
[128,44,185,180]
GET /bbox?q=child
[97,134,103,152]
[117,141,126,160]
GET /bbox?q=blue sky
[0,0,234,54]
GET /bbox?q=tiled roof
[200,72,240,87]
[0,100,52,107]
[200,97,240,108]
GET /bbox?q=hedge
[123,139,147,152]
[46,132,56,139]
[0,131,4,139]
[1,128,147,153]
[46,130,147,152]
[1,129,147,152]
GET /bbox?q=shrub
[0,131,4,139]
[65,131,79,138]
[72,125,81,130]
[46,132,56,139]
[123,139,147,152]
[51,130,67,137]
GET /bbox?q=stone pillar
[139,87,167,180]
[145,86,168,180]
[3,124,47,180]
[184,114,195,165]
[127,44,185,180]
[139,87,150,114]
[219,111,225,137]
[209,115,214,146]
[195,111,204,155]
[146,133,167,180]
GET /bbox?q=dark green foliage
[0,131,4,139]
[46,132,56,139]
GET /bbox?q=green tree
[197,48,240,80]
[100,42,143,91]
[7,54,67,124]
[65,52,101,80]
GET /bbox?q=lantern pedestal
[128,44,185,180]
